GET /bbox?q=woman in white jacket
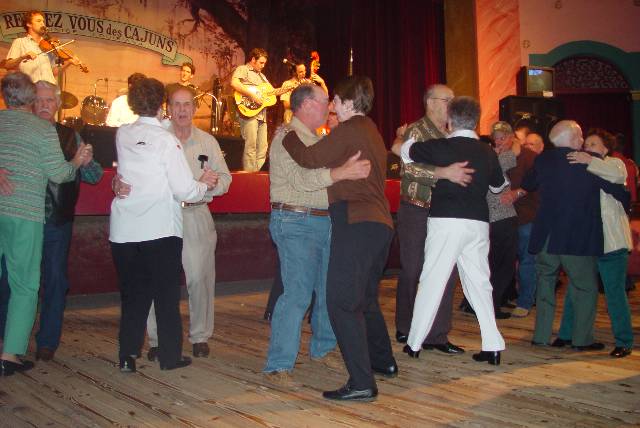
[110,78,218,372]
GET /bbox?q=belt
[181,201,208,208]
[270,202,329,217]
[400,195,430,209]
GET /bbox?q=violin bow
[38,39,75,56]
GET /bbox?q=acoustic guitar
[234,83,293,118]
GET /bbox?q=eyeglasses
[430,97,452,103]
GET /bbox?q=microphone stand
[196,92,223,134]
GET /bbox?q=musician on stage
[3,10,80,85]
[280,62,307,124]
[166,62,198,100]
[231,48,271,172]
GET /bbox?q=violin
[39,36,89,73]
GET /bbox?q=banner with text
[0,10,191,65]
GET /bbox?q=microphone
[282,58,295,69]
[198,154,208,169]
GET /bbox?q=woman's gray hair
[448,96,480,131]
[35,80,62,104]
[1,72,36,108]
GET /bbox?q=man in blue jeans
[264,84,370,385]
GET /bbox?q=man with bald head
[521,120,628,349]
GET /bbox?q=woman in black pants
[109,78,217,372]
[282,75,396,401]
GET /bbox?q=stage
[0,279,638,427]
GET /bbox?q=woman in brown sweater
[282,75,396,402]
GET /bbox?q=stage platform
[66,171,401,295]
[0,279,638,427]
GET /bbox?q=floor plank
[0,278,638,427]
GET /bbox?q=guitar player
[230,48,274,172]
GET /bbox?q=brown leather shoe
[192,342,210,358]
[36,347,55,361]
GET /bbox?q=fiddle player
[3,10,80,85]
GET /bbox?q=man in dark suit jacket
[521,120,628,349]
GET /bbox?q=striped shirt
[0,110,77,223]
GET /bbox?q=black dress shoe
[494,311,511,319]
[610,347,632,358]
[160,356,192,371]
[403,344,420,358]
[0,359,35,376]
[531,341,549,347]
[147,347,159,362]
[193,342,210,358]
[263,310,272,321]
[395,331,408,344]
[119,356,136,373]
[422,342,465,354]
[472,351,501,365]
[572,342,605,351]
[551,338,571,347]
[322,384,378,402]
[372,362,398,378]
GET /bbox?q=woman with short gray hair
[0,71,88,376]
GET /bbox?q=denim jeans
[558,249,633,347]
[36,221,73,350]
[264,209,336,372]
[516,222,537,309]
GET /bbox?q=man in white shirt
[105,73,145,127]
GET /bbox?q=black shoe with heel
[472,351,501,365]
[403,344,420,358]
[119,356,136,373]
[160,356,192,371]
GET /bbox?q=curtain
[315,0,445,146]
[556,92,633,157]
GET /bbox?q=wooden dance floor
[1,278,638,427]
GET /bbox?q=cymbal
[60,91,78,109]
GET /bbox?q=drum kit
[61,78,109,130]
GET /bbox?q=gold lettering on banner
[0,10,179,61]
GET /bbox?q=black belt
[181,201,208,208]
[400,195,430,209]
[270,202,329,217]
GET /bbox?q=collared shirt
[270,116,332,209]
[6,35,57,84]
[398,115,445,203]
[232,63,270,121]
[105,94,138,127]
[164,122,232,203]
[109,116,207,243]
[280,77,303,123]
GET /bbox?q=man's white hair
[548,120,578,148]
[34,80,61,105]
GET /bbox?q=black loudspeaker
[498,96,564,138]
[80,125,118,168]
[214,135,244,171]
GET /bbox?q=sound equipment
[214,135,244,171]
[498,96,564,138]
[80,125,118,168]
